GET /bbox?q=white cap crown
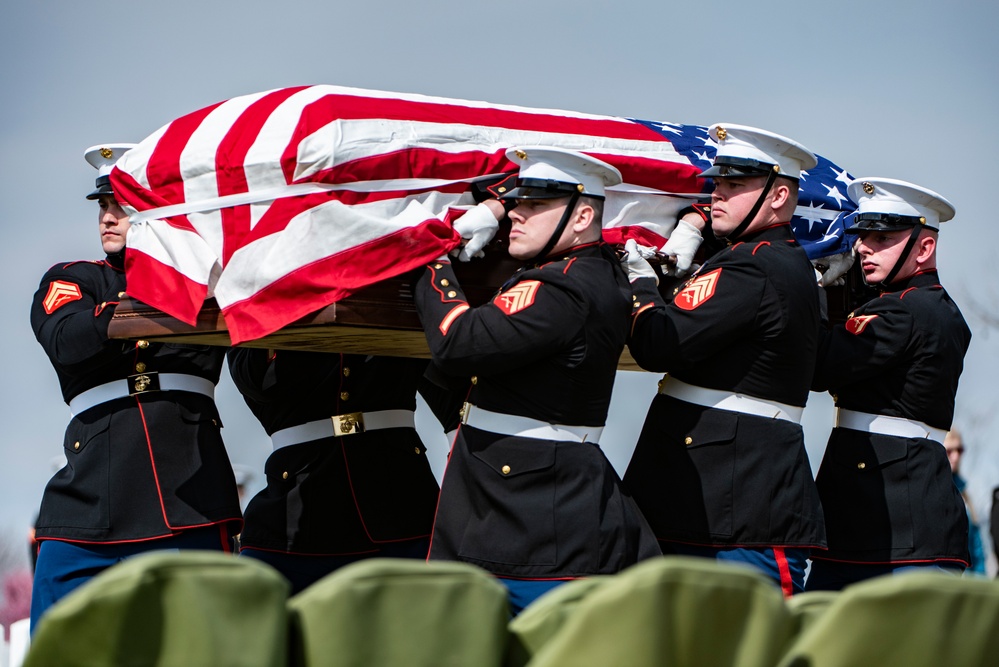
[505,146,622,198]
[847,177,955,229]
[706,124,817,179]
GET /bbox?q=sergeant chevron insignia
[845,314,879,335]
[493,280,541,316]
[43,280,83,314]
[674,268,721,311]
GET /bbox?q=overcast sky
[3,1,997,566]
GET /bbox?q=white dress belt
[461,403,603,444]
[835,408,947,445]
[69,373,216,417]
[658,376,804,424]
[270,410,416,451]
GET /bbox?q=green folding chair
[25,551,290,667]
[288,558,510,667]
[506,577,610,667]
[777,571,999,667]
[526,556,796,667]
[786,590,839,636]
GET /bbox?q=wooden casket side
[108,248,645,371]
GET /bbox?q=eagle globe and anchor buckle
[128,371,161,395]
[332,412,365,436]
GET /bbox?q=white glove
[451,202,500,262]
[622,239,659,285]
[659,220,703,276]
[815,248,856,287]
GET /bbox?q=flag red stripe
[124,250,208,326]
[221,216,459,344]
[217,87,309,263]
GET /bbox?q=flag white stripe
[214,190,465,306]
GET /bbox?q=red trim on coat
[809,554,970,567]
[135,396,172,529]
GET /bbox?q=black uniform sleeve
[417,362,469,433]
[30,264,118,368]
[226,347,275,401]
[812,296,914,391]
[414,259,588,376]
[628,257,767,373]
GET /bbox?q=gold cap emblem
[515,149,528,160]
[100,147,114,159]
[862,181,875,195]
[715,127,727,141]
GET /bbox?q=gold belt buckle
[128,371,161,395]
[459,401,472,425]
[332,412,365,436]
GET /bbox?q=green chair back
[288,558,509,667]
[778,572,999,667]
[786,590,839,635]
[506,577,610,667]
[527,556,796,667]
[25,551,290,667]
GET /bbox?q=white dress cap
[505,146,622,198]
[84,143,138,178]
[707,124,817,179]
[847,177,955,229]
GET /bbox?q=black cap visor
[499,177,595,201]
[846,212,933,234]
[698,156,782,180]
[86,175,114,201]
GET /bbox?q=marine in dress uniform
[227,349,442,593]
[28,145,242,631]
[414,147,660,613]
[621,125,826,595]
[806,178,971,590]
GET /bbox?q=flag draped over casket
[111,85,854,345]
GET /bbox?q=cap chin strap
[531,191,581,262]
[723,168,780,243]
[874,224,923,290]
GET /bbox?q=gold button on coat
[501,465,511,475]
[684,436,693,445]
[73,441,80,450]
[440,279,450,286]
[118,291,126,298]
[282,471,289,480]
[137,340,150,349]
[447,290,457,298]
[340,391,350,401]
[414,447,421,455]
[470,376,478,385]
[343,367,350,377]
[135,362,147,373]
[857,462,866,470]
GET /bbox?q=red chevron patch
[42,280,82,314]
[493,280,541,316]
[674,268,721,311]
[845,314,878,335]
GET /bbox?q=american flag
[111,85,854,344]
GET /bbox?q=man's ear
[914,231,937,266]
[770,180,791,209]
[572,202,596,233]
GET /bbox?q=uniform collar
[106,250,126,270]
[887,269,940,292]
[733,222,796,245]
